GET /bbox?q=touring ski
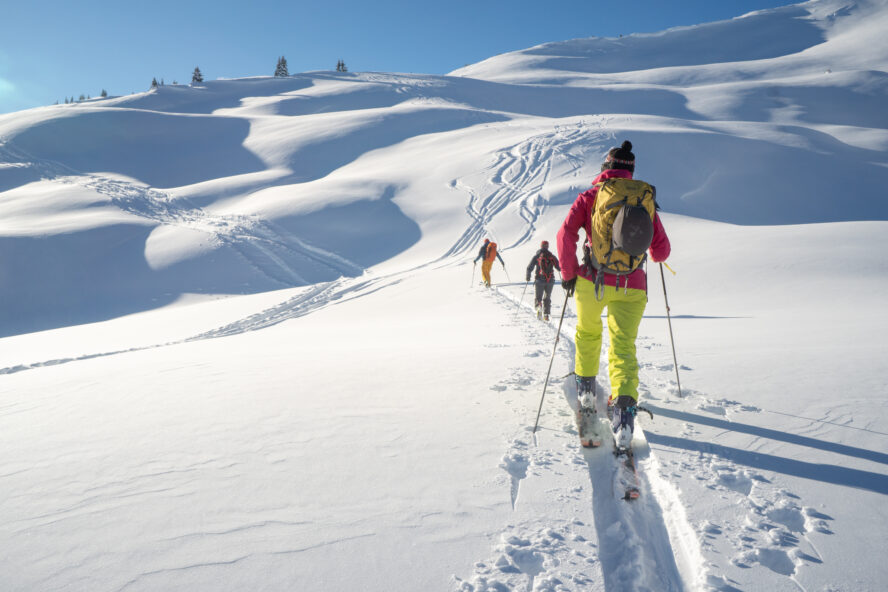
[613,446,641,500]
[609,404,651,500]
[577,406,603,448]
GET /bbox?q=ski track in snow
[443,122,606,259]
[0,273,400,376]
[453,287,698,592]
[0,140,363,287]
[458,284,836,591]
[635,352,836,590]
[88,172,363,286]
[457,282,837,591]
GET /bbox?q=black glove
[562,277,577,296]
[525,274,531,282]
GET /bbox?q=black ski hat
[602,140,635,173]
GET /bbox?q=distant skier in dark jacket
[526,240,561,320]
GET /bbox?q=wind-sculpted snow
[0,270,408,375]
[514,5,827,74]
[2,141,378,332]
[10,109,266,188]
[451,3,888,83]
[272,104,510,183]
[617,125,888,224]
[110,77,316,115]
[0,139,415,335]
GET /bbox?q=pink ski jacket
[556,168,671,292]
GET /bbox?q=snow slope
[1,0,887,590]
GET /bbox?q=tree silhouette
[274,56,289,77]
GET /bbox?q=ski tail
[614,446,641,500]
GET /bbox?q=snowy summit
[1,0,887,590]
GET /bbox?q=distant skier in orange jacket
[474,239,505,287]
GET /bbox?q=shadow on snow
[646,405,888,466]
[645,431,888,496]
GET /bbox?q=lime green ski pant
[574,276,647,402]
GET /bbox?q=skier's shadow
[645,431,888,496]
[645,404,888,466]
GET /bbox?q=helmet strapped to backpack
[612,202,654,256]
[587,177,656,299]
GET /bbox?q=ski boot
[576,376,602,448]
[543,312,550,322]
[535,302,543,320]
[611,395,637,452]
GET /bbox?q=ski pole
[503,264,511,283]
[514,280,529,315]
[659,262,683,398]
[470,262,476,288]
[532,291,570,434]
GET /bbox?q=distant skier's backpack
[587,177,656,297]
[484,242,498,262]
[537,252,556,281]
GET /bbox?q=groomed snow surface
[2,0,887,590]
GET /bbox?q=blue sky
[1,0,796,114]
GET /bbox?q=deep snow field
[1,0,887,590]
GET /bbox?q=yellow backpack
[587,177,656,288]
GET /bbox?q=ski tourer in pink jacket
[556,141,671,451]
[556,168,670,292]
